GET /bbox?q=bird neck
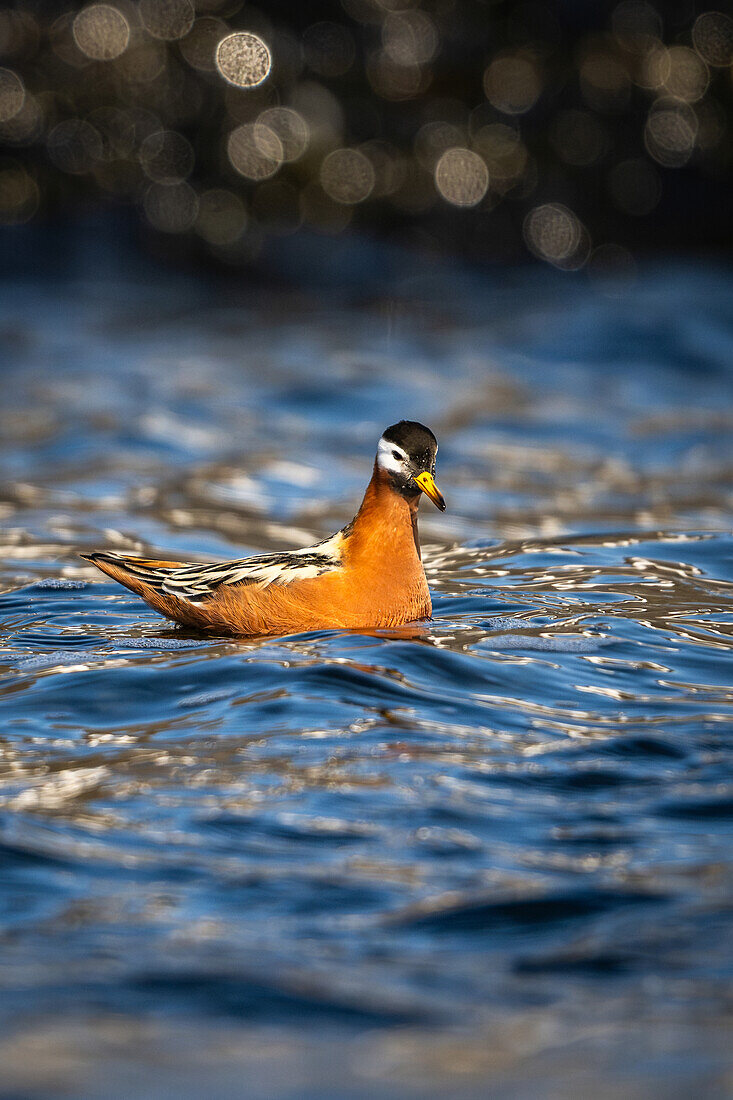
[347,463,422,564]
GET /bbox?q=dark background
[0,0,731,275]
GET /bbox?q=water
[1,255,732,1098]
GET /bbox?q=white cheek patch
[377,437,409,476]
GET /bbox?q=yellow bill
[413,471,446,511]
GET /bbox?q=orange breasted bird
[81,420,445,636]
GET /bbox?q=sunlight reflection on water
[0,261,732,1097]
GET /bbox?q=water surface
[1,260,732,1098]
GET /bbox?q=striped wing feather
[86,535,343,603]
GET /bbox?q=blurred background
[0,0,731,271]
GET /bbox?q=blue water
[1,257,732,1098]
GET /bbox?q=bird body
[82,421,445,637]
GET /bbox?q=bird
[81,421,446,637]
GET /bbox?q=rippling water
[1,257,732,1098]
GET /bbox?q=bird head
[376,420,446,511]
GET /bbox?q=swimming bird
[81,421,445,636]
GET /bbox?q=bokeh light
[113,37,166,83]
[290,82,344,151]
[0,93,43,145]
[195,187,247,245]
[47,119,103,174]
[72,5,130,62]
[637,44,672,92]
[382,11,438,67]
[367,50,427,101]
[644,98,697,167]
[88,107,136,161]
[143,180,198,231]
[435,147,488,207]
[257,108,309,163]
[692,11,733,67]
[523,202,589,269]
[472,124,528,191]
[215,32,272,89]
[227,123,282,180]
[663,46,709,103]
[0,68,24,124]
[579,47,630,111]
[139,0,194,42]
[320,148,375,204]
[484,55,542,115]
[611,0,663,52]
[0,0,729,265]
[139,130,194,184]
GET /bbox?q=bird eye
[392,450,402,461]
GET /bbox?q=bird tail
[80,551,186,595]
[80,551,214,630]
